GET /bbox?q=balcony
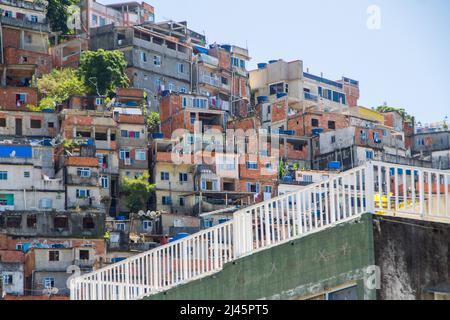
[95,140,117,151]
[304,92,319,102]
[0,205,15,212]
[0,16,50,32]
[199,74,220,88]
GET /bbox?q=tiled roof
[65,157,99,167]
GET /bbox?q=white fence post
[365,162,375,213]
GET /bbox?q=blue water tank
[152,133,164,139]
[328,162,342,170]
[257,63,267,69]
[221,44,231,52]
[257,96,268,104]
[161,90,171,97]
[171,233,190,242]
[41,108,55,113]
[312,128,324,136]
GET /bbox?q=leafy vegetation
[147,112,161,133]
[42,0,79,34]
[79,50,129,97]
[35,68,87,104]
[121,173,155,213]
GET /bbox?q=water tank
[257,96,268,104]
[312,128,324,136]
[152,133,164,140]
[221,44,232,52]
[328,162,342,170]
[257,63,267,69]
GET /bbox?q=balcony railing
[304,92,319,102]
[0,16,50,32]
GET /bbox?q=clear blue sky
[104,0,450,124]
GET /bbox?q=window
[49,251,60,262]
[140,52,147,62]
[6,216,21,228]
[360,130,367,141]
[54,216,68,229]
[179,87,187,93]
[179,173,188,182]
[116,223,125,231]
[16,94,27,106]
[265,186,273,194]
[136,149,146,161]
[366,150,374,160]
[25,35,32,44]
[328,121,336,130]
[240,59,246,69]
[246,183,260,193]
[193,98,207,109]
[3,274,13,285]
[30,15,38,23]
[190,113,196,125]
[161,172,170,181]
[99,17,106,26]
[0,194,14,206]
[92,14,98,25]
[119,149,130,160]
[177,63,185,73]
[269,82,285,95]
[311,119,319,127]
[48,122,54,128]
[246,162,258,170]
[4,10,13,17]
[76,189,91,199]
[79,250,90,260]
[0,118,5,127]
[30,119,42,129]
[179,197,185,207]
[95,98,103,106]
[331,136,336,144]
[82,216,95,229]
[27,215,37,228]
[40,198,53,209]
[162,196,172,205]
[100,176,109,189]
[169,83,176,92]
[77,168,91,177]
[153,55,161,66]
[373,132,381,143]
[0,171,8,180]
[143,220,152,231]
[221,77,228,85]
[43,278,55,289]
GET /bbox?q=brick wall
[0,87,38,110]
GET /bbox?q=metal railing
[70,162,450,300]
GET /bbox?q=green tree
[121,173,155,213]
[35,68,87,104]
[41,0,78,34]
[147,112,161,133]
[79,50,129,97]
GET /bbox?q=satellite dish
[138,210,146,217]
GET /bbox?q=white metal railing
[70,162,450,300]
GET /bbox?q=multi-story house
[249,59,357,114]
[192,44,251,117]
[89,21,205,111]
[79,0,155,32]
[0,0,51,110]
[26,242,105,296]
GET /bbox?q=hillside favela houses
[0,0,449,301]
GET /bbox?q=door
[15,118,22,136]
